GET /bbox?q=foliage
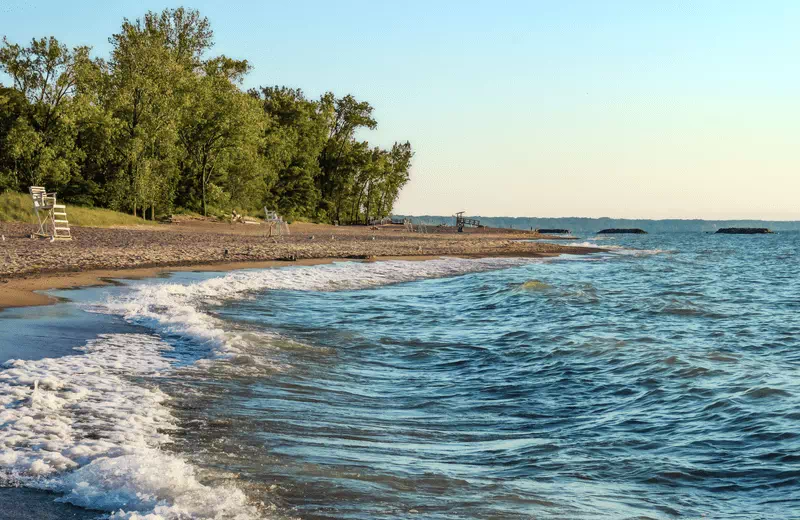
[0,190,149,226]
[0,7,412,223]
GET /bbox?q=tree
[317,94,377,222]
[105,11,190,216]
[255,86,328,219]
[178,64,265,216]
[0,36,92,190]
[0,8,412,222]
[0,87,30,190]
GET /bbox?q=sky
[2,0,799,219]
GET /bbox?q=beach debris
[309,235,315,240]
[223,249,229,257]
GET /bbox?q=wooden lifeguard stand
[454,211,480,233]
[29,186,71,240]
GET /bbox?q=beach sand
[0,219,598,309]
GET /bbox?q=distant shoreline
[399,216,800,233]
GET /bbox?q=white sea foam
[0,258,540,518]
[0,334,260,519]
[98,257,537,361]
[569,241,625,249]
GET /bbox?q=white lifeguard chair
[264,208,290,237]
[29,186,71,241]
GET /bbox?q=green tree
[0,36,91,191]
[254,86,328,219]
[317,94,377,223]
[178,62,265,216]
[105,11,191,216]
[0,7,412,222]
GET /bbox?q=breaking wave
[0,334,259,519]
[96,257,539,361]
[2,257,543,519]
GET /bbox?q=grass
[0,191,152,227]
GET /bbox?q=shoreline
[0,251,577,310]
[1,220,603,310]
[0,255,436,309]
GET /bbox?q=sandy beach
[0,219,600,309]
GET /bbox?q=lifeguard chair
[264,207,290,237]
[29,186,71,240]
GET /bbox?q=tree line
[0,7,412,223]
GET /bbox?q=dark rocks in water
[597,228,647,234]
[537,229,570,234]
[716,228,773,234]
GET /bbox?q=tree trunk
[202,177,207,217]
[201,156,208,216]
[365,183,372,225]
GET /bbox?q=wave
[0,258,544,517]
[96,257,540,361]
[0,334,259,519]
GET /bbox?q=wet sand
[0,220,598,309]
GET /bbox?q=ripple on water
[5,233,799,519]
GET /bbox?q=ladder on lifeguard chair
[29,186,72,241]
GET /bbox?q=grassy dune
[0,192,151,227]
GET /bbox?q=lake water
[1,232,799,519]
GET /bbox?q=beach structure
[597,228,647,234]
[454,211,481,232]
[715,228,773,234]
[264,208,290,237]
[29,186,71,241]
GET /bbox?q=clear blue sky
[2,0,799,218]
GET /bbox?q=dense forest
[0,7,412,223]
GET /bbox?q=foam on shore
[0,258,540,518]
[98,257,538,362]
[0,333,259,519]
